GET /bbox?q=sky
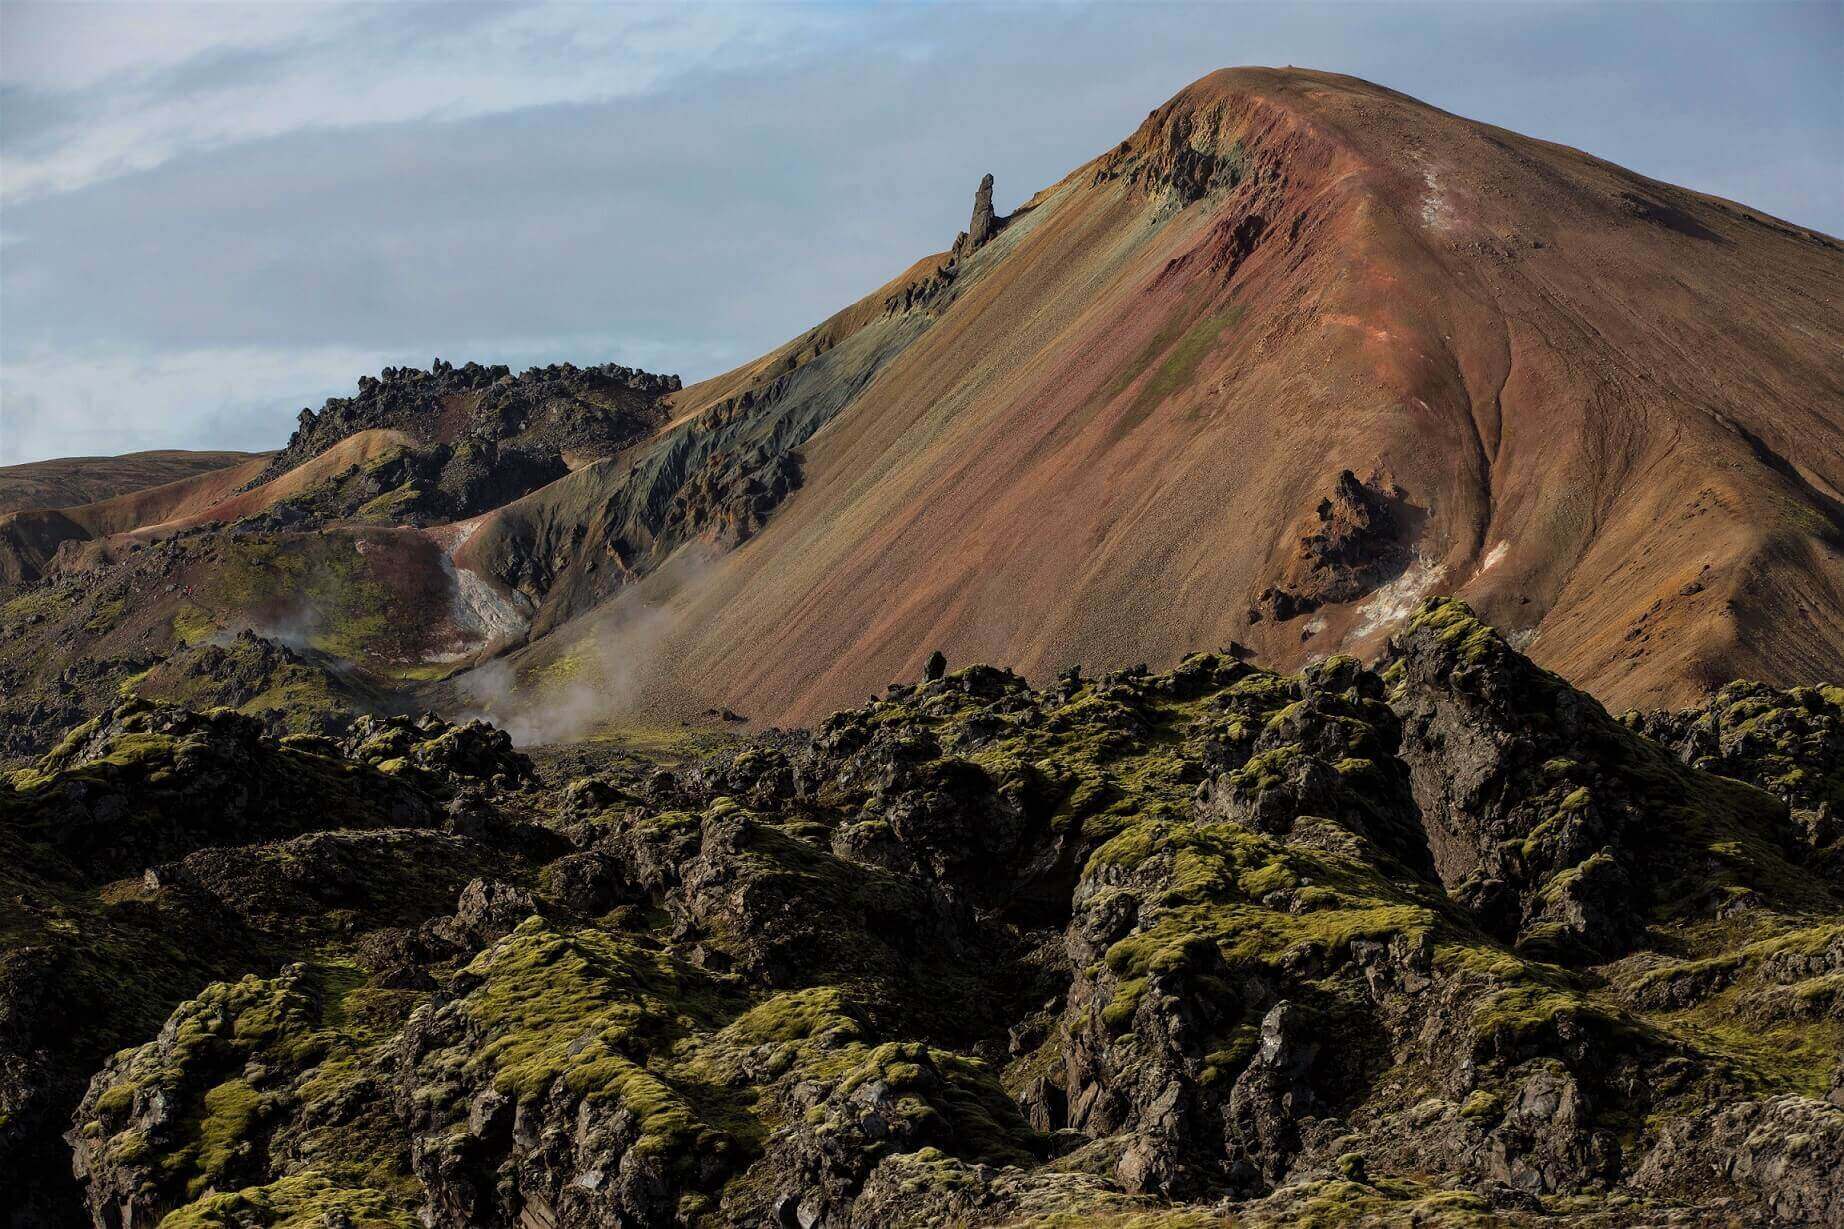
[1,2,1839,466]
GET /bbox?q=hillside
[4,69,1841,749]
[0,450,263,515]
[468,66,1843,730]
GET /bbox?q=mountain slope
[496,66,1843,727]
[0,450,264,516]
[4,67,1840,750]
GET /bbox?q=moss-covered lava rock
[5,598,1844,1227]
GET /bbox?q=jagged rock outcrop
[967,172,997,247]
[971,172,998,245]
[0,698,544,1224]
[131,629,377,739]
[7,698,433,881]
[1093,97,1250,202]
[155,360,686,534]
[946,173,1002,268]
[68,963,418,1229]
[338,711,535,794]
[266,360,678,488]
[666,443,804,547]
[1194,653,1434,880]
[1388,599,1806,960]
[1631,680,1844,864]
[1249,470,1414,625]
[1636,1096,1844,1227]
[8,599,1844,1226]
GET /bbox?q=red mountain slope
[516,66,1843,723]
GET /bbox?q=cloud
[0,3,848,201]
[2,2,1839,465]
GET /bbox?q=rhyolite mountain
[3,67,1843,748]
[494,64,1844,729]
[2,65,1844,1227]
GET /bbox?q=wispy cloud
[1,3,846,202]
[2,2,1838,465]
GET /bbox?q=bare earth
[593,67,1844,723]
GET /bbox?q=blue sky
[2,1,1839,465]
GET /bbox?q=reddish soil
[602,67,1844,722]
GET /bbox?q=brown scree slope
[538,66,1844,723]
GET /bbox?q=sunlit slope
[583,66,1843,722]
[0,449,265,515]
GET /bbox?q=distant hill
[0,449,264,515]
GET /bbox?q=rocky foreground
[3,597,1842,1227]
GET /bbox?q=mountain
[536,64,1840,728]
[5,68,1841,750]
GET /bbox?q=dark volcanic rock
[968,172,998,248]
[266,360,678,485]
[6,601,1844,1226]
[1195,653,1435,881]
[247,359,680,528]
[8,697,432,882]
[1631,679,1844,865]
[1248,470,1414,625]
[339,712,535,795]
[1388,598,1805,961]
[948,174,1002,266]
[1636,1096,1844,1227]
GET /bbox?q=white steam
[451,550,714,747]
[195,604,324,652]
